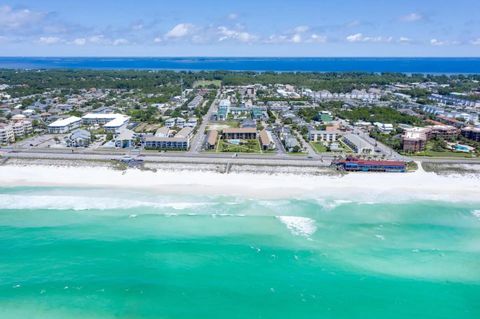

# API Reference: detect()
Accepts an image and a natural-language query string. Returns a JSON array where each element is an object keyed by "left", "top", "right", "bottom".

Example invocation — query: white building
[
  {"left": 48, "top": 116, "right": 82, "bottom": 134},
  {"left": 12, "top": 120, "right": 33, "bottom": 138},
  {"left": 185, "top": 118, "right": 198, "bottom": 128},
  {"left": 343, "top": 133, "right": 374, "bottom": 154},
  {"left": 0, "top": 124, "right": 15, "bottom": 144},
  {"left": 82, "top": 113, "right": 130, "bottom": 132},
  {"left": 374, "top": 122, "right": 394, "bottom": 134},
  {"left": 308, "top": 130, "right": 342, "bottom": 143},
  {"left": 165, "top": 117, "right": 186, "bottom": 128}
]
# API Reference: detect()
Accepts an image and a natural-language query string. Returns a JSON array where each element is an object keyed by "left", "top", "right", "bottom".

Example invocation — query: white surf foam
[
  {"left": 472, "top": 210, "right": 480, "bottom": 219},
  {"left": 0, "top": 194, "right": 207, "bottom": 211},
  {"left": 276, "top": 216, "right": 317, "bottom": 238}
]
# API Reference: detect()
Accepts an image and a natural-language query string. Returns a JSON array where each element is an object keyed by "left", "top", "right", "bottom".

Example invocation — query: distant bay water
[{"left": 1, "top": 57, "right": 480, "bottom": 73}]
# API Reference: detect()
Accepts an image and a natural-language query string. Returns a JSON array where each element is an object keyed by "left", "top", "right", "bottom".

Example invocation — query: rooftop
[{"left": 48, "top": 116, "right": 82, "bottom": 128}]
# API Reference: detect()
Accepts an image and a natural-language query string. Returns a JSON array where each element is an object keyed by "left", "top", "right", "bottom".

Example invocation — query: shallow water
[{"left": 0, "top": 186, "right": 479, "bottom": 318}]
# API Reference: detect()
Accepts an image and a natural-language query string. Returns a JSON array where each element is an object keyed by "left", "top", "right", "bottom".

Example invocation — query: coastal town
[{"left": 1, "top": 70, "right": 480, "bottom": 173}]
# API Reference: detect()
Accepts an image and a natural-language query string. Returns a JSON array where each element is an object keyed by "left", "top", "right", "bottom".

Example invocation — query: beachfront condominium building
[
  {"left": 461, "top": 127, "right": 480, "bottom": 142},
  {"left": 144, "top": 127, "right": 193, "bottom": 150},
  {"left": 144, "top": 137, "right": 189, "bottom": 150},
  {"left": 343, "top": 133, "right": 374, "bottom": 154},
  {"left": 259, "top": 130, "right": 275, "bottom": 151},
  {"left": 0, "top": 124, "right": 15, "bottom": 144},
  {"left": 426, "top": 125, "right": 459, "bottom": 139},
  {"left": 66, "top": 129, "right": 91, "bottom": 148},
  {"left": 205, "top": 130, "right": 218, "bottom": 150},
  {"left": 12, "top": 120, "right": 33, "bottom": 138},
  {"left": 402, "top": 128, "right": 428, "bottom": 152},
  {"left": 222, "top": 128, "right": 257, "bottom": 140},
  {"left": 308, "top": 130, "right": 341, "bottom": 143},
  {"left": 114, "top": 128, "right": 137, "bottom": 149},
  {"left": 82, "top": 113, "right": 130, "bottom": 132},
  {"left": 48, "top": 116, "right": 82, "bottom": 134}
]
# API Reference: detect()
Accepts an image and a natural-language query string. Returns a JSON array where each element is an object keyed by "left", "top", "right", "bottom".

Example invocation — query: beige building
[{"left": 0, "top": 124, "right": 15, "bottom": 144}]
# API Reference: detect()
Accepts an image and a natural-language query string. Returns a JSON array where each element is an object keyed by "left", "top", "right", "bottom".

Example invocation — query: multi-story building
[
  {"left": 428, "top": 125, "right": 459, "bottom": 140},
  {"left": 461, "top": 127, "right": 480, "bottom": 142},
  {"left": 343, "top": 134, "right": 374, "bottom": 154},
  {"left": 187, "top": 95, "right": 203, "bottom": 109},
  {"left": 82, "top": 113, "right": 130, "bottom": 132},
  {"left": 222, "top": 128, "right": 257, "bottom": 140},
  {"left": 0, "top": 124, "right": 15, "bottom": 144},
  {"left": 12, "top": 120, "right": 33, "bottom": 138},
  {"left": 144, "top": 127, "right": 193, "bottom": 150},
  {"left": 308, "top": 130, "right": 341, "bottom": 143},
  {"left": 402, "top": 128, "right": 428, "bottom": 152},
  {"left": 48, "top": 116, "right": 82, "bottom": 134},
  {"left": 259, "top": 130, "right": 275, "bottom": 151}
]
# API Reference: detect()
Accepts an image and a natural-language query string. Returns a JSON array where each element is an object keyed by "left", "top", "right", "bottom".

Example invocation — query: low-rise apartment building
[
  {"left": 144, "top": 127, "right": 193, "bottom": 150},
  {"left": 48, "top": 116, "right": 82, "bottom": 134},
  {"left": 222, "top": 128, "right": 257, "bottom": 140},
  {"left": 308, "top": 130, "right": 341, "bottom": 143},
  {"left": 343, "top": 133, "right": 374, "bottom": 154}
]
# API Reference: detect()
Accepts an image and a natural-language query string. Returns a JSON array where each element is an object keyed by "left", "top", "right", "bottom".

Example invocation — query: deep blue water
[{"left": 0, "top": 57, "right": 480, "bottom": 73}]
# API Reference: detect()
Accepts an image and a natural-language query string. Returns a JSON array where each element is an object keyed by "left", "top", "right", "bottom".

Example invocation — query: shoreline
[{"left": 1, "top": 160, "right": 480, "bottom": 203}]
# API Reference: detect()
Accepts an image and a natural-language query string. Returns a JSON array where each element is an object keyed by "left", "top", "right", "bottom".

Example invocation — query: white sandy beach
[{"left": 1, "top": 163, "right": 479, "bottom": 203}]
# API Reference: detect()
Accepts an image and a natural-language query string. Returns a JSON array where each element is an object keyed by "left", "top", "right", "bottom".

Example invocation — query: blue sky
[{"left": 1, "top": 0, "right": 479, "bottom": 57}]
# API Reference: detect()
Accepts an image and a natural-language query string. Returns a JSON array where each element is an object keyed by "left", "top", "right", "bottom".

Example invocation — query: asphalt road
[{"left": 188, "top": 91, "right": 220, "bottom": 154}]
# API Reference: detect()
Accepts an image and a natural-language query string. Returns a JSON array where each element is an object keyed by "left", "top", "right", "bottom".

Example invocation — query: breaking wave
[
  {"left": 0, "top": 194, "right": 208, "bottom": 211},
  {"left": 276, "top": 216, "right": 317, "bottom": 238}
]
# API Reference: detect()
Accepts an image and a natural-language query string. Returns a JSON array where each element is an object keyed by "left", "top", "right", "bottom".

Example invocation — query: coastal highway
[{"left": 0, "top": 149, "right": 334, "bottom": 167}]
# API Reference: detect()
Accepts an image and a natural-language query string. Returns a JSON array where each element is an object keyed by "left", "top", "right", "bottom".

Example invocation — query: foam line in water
[
  {"left": 0, "top": 194, "right": 208, "bottom": 211},
  {"left": 276, "top": 216, "right": 317, "bottom": 238}
]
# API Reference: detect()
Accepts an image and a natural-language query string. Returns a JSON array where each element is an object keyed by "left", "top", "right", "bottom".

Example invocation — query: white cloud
[
  {"left": 71, "top": 38, "right": 87, "bottom": 46},
  {"left": 471, "top": 38, "right": 480, "bottom": 46},
  {"left": 293, "top": 25, "right": 309, "bottom": 33},
  {"left": 227, "top": 13, "right": 238, "bottom": 20},
  {"left": 88, "top": 35, "right": 107, "bottom": 44},
  {"left": 131, "top": 23, "right": 144, "bottom": 31},
  {"left": 113, "top": 38, "right": 129, "bottom": 46},
  {"left": 291, "top": 34, "right": 302, "bottom": 43},
  {"left": 400, "top": 13, "right": 424, "bottom": 22},
  {"left": 398, "top": 37, "right": 413, "bottom": 44},
  {"left": 38, "top": 36, "right": 62, "bottom": 45},
  {"left": 217, "top": 26, "right": 257, "bottom": 43},
  {"left": 165, "top": 23, "right": 194, "bottom": 38},
  {"left": 346, "top": 33, "right": 393, "bottom": 43},
  {"left": 430, "top": 39, "right": 460, "bottom": 46},
  {"left": 308, "top": 34, "right": 327, "bottom": 43},
  {"left": 153, "top": 37, "right": 163, "bottom": 43},
  {"left": 0, "top": 5, "right": 46, "bottom": 30}
]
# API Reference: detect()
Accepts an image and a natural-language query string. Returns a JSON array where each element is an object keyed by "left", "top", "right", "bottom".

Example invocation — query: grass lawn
[
  {"left": 193, "top": 80, "right": 222, "bottom": 88},
  {"left": 414, "top": 141, "right": 475, "bottom": 158},
  {"left": 310, "top": 142, "right": 328, "bottom": 153},
  {"left": 415, "top": 150, "right": 474, "bottom": 158},
  {"left": 218, "top": 139, "right": 262, "bottom": 153},
  {"left": 339, "top": 139, "right": 354, "bottom": 154}
]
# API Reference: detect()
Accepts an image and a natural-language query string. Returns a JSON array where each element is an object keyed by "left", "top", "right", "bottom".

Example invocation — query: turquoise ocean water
[{"left": 0, "top": 186, "right": 479, "bottom": 318}]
